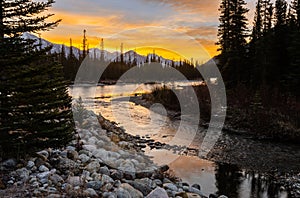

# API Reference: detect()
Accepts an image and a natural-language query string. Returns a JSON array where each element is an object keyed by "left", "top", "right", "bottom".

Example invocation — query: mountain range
[{"left": 21, "top": 32, "right": 182, "bottom": 66}]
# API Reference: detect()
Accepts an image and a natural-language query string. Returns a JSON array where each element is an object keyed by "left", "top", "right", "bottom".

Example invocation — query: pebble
[
  {"left": 84, "top": 188, "right": 98, "bottom": 197},
  {"left": 146, "top": 187, "right": 169, "bottom": 198},
  {"left": 86, "top": 181, "right": 103, "bottom": 190},
  {"left": 163, "top": 183, "right": 178, "bottom": 191},
  {"left": 39, "top": 165, "right": 49, "bottom": 172},
  {"left": 79, "top": 153, "right": 90, "bottom": 163},
  {"left": 27, "top": 161, "right": 35, "bottom": 169}
]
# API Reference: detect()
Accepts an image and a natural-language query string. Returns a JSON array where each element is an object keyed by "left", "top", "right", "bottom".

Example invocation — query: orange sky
[{"left": 41, "top": 0, "right": 258, "bottom": 62}]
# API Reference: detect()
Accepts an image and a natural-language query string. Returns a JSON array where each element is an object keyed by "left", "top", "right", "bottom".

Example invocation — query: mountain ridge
[{"left": 21, "top": 32, "right": 185, "bottom": 66}]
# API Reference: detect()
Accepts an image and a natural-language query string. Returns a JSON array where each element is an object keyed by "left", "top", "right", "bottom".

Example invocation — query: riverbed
[{"left": 69, "top": 83, "right": 300, "bottom": 198}]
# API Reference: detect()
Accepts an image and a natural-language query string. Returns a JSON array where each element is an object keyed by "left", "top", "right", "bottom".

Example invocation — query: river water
[{"left": 69, "top": 83, "right": 299, "bottom": 198}]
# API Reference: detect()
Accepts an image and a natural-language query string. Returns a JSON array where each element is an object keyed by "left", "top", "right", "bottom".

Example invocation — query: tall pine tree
[
  {"left": 217, "top": 0, "right": 249, "bottom": 87},
  {"left": 0, "top": 0, "right": 74, "bottom": 157}
]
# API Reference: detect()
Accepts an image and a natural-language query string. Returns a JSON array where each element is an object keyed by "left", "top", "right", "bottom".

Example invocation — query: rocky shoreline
[
  {"left": 0, "top": 108, "right": 226, "bottom": 198},
  {"left": 129, "top": 95, "right": 300, "bottom": 197}
]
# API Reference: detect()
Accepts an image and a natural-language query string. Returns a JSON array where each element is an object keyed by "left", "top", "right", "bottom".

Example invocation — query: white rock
[
  {"left": 27, "top": 161, "right": 35, "bottom": 169},
  {"left": 146, "top": 187, "right": 169, "bottom": 198},
  {"left": 79, "top": 153, "right": 90, "bottom": 163},
  {"left": 82, "top": 145, "right": 97, "bottom": 152},
  {"left": 37, "top": 171, "right": 51, "bottom": 180},
  {"left": 39, "top": 165, "right": 49, "bottom": 172}
]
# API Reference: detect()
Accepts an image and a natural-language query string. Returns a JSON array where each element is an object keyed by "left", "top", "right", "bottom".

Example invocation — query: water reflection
[{"left": 69, "top": 84, "right": 293, "bottom": 198}]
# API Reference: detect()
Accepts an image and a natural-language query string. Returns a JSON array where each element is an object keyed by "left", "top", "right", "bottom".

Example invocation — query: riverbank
[
  {"left": 0, "top": 108, "right": 226, "bottom": 198},
  {"left": 141, "top": 85, "right": 300, "bottom": 143},
  {"left": 129, "top": 95, "right": 300, "bottom": 197}
]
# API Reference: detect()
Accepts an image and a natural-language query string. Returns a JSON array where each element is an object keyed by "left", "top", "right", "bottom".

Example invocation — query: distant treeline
[{"left": 55, "top": 46, "right": 203, "bottom": 83}]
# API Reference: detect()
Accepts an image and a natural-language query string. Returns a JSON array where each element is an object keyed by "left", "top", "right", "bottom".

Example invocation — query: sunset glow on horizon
[{"left": 41, "top": 0, "right": 258, "bottom": 62}]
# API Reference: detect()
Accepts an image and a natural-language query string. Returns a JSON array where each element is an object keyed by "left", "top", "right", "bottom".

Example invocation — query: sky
[{"left": 42, "top": 0, "right": 259, "bottom": 62}]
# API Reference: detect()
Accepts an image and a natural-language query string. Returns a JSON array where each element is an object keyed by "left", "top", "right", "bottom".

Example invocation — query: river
[{"left": 69, "top": 82, "right": 300, "bottom": 198}]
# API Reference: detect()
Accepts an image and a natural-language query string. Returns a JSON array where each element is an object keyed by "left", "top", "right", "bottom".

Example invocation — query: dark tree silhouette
[{"left": 0, "top": 0, "right": 74, "bottom": 157}]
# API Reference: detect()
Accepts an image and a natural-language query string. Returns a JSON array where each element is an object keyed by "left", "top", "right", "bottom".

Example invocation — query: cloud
[{"left": 46, "top": 0, "right": 262, "bottom": 58}]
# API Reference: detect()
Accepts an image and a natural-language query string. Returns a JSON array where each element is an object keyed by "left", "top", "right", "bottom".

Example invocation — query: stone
[
  {"left": 67, "top": 150, "right": 79, "bottom": 160},
  {"left": 146, "top": 187, "right": 169, "bottom": 198},
  {"left": 39, "top": 165, "right": 49, "bottom": 172},
  {"left": 120, "top": 183, "right": 143, "bottom": 198},
  {"left": 91, "top": 173, "right": 102, "bottom": 181},
  {"left": 101, "top": 174, "right": 114, "bottom": 184},
  {"left": 103, "top": 192, "right": 116, "bottom": 198},
  {"left": 49, "top": 174, "right": 64, "bottom": 185},
  {"left": 218, "top": 196, "right": 228, "bottom": 198},
  {"left": 86, "top": 181, "right": 103, "bottom": 190},
  {"left": 35, "top": 157, "right": 46, "bottom": 168},
  {"left": 113, "top": 180, "right": 121, "bottom": 188},
  {"left": 31, "top": 181, "right": 40, "bottom": 188},
  {"left": 26, "top": 161, "right": 35, "bottom": 169},
  {"left": 209, "top": 194, "right": 218, "bottom": 198},
  {"left": 37, "top": 171, "right": 51, "bottom": 180},
  {"left": 119, "top": 160, "right": 136, "bottom": 173},
  {"left": 48, "top": 194, "right": 61, "bottom": 198},
  {"left": 36, "top": 150, "right": 49, "bottom": 160},
  {"left": 110, "top": 170, "right": 123, "bottom": 180},
  {"left": 16, "top": 167, "right": 30, "bottom": 182},
  {"left": 66, "top": 146, "right": 76, "bottom": 151},
  {"left": 57, "top": 158, "right": 80, "bottom": 174},
  {"left": 158, "top": 165, "right": 169, "bottom": 172},
  {"left": 48, "top": 187, "right": 57, "bottom": 193},
  {"left": 115, "top": 187, "right": 131, "bottom": 198},
  {"left": 67, "top": 176, "right": 82, "bottom": 187},
  {"left": 123, "top": 171, "right": 136, "bottom": 180},
  {"left": 187, "top": 193, "right": 202, "bottom": 198},
  {"left": 2, "top": 158, "right": 17, "bottom": 169},
  {"left": 153, "top": 179, "right": 163, "bottom": 186},
  {"left": 79, "top": 153, "right": 90, "bottom": 163},
  {"left": 138, "top": 178, "right": 153, "bottom": 187},
  {"left": 191, "top": 184, "right": 201, "bottom": 191},
  {"left": 82, "top": 145, "right": 97, "bottom": 152},
  {"left": 175, "top": 191, "right": 189, "bottom": 198},
  {"left": 40, "top": 178, "right": 49, "bottom": 184},
  {"left": 189, "top": 187, "right": 206, "bottom": 197},
  {"left": 163, "top": 178, "right": 172, "bottom": 183},
  {"left": 102, "top": 183, "right": 114, "bottom": 192},
  {"left": 136, "top": 171, "right": 153, "bottom": 178},
  {"left": 82, "top": 170, "right": 93, "bottom": 181},
  {"left": 84, "top": 188, "right": 98, "bottom": 197},
  {"left": 99, "top": 166, "right": 110, "bottom": 175},
  {"left": 7, "top": 180, "right": 14, "bottom": 185},
  {"left": 126, "top": 180, "right": 152, "bottom": 196},
  {"left": 85, "top": 161, "right": 100, "bottom": 173},
  {"left": 183, "top": 186, "right": 190, "bottom": 191},
  {"left": 163, "top": 183, "right": 178, "bottom": 192}
]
